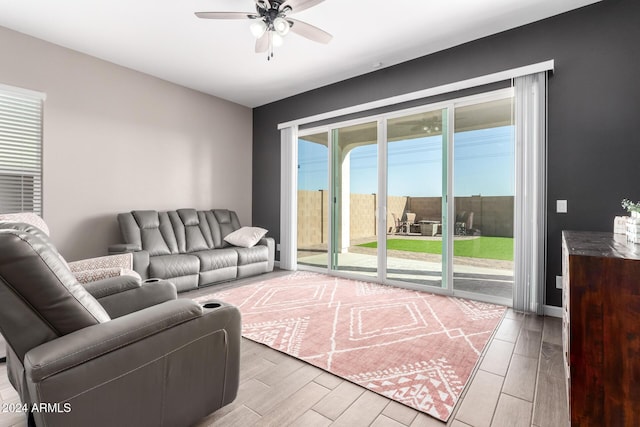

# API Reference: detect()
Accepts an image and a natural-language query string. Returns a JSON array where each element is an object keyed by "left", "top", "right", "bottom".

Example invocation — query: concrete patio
[{"left": 297, "top": 235, "right": 514, "bottom": 299}]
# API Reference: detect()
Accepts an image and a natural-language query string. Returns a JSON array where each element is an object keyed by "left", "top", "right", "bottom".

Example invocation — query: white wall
[{"left": 0, "top": 26, "right": 253, "bottom": 260}]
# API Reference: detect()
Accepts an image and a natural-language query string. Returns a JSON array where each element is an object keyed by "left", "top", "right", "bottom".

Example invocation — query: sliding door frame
[{"left": 294, "top": 88, "right": 516, "bottom": 305}]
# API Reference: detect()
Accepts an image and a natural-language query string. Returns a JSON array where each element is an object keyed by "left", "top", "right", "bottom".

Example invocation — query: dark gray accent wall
[{"left": 253, "top": 0, "right": 640, "bottom": 307}]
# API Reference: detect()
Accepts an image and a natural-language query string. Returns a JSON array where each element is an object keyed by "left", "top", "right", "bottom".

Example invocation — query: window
[{"left": 0, "top": 85, "right": 44, "bottom": 215}]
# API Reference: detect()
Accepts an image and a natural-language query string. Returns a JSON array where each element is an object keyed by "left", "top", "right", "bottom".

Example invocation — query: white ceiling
[{"left": 0, "top": 0, "right": 600, "bottom": 108}]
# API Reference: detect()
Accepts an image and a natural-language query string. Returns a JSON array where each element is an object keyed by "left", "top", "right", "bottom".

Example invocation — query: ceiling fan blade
[
  {"left": 195, "top": 12, "right": 256, "bottom": 19},
  {"left": 281, "top": 0, "right": 325, "bottom": 14},
  {"left": 288, "top": 18, "right": 332, "bottom": 44},
  {"left": 255, "top": 33, "right": 269, "bottom": 53},
  {"left": 255, "top": 0, "right": 270, "bottom": 9}
]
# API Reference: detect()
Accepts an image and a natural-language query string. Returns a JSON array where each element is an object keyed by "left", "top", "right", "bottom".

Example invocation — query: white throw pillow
[{"left": 224, "top": 226, "right": 268, "bottom": 248}]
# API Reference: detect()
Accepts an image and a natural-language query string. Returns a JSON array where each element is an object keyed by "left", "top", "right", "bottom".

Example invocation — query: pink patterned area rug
[{"left": 195, "top": 271, "right": 505, "bottom": 421}]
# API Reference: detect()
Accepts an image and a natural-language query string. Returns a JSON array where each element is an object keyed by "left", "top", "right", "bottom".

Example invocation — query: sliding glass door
[
  {"left": 386, "top": 109, "right": 446, "bottom": 287},
  {"left": 296, "top": 89, "right": 515, "bottom": 304},
  {"left": 330, "top": 121, "right": 378, "bottom": 277},
  {"left": 452, "top": 99, "right": 515, "bottom": 301},
  {"left": 297, "top": 132, "right": 329, "bottom": 269}
]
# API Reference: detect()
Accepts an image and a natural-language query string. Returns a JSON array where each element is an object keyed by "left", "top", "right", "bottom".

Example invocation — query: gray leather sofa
[
  {"left": 110, "top": 209, "right": 275, "bottom": 292},
  {"left": 0, "top": 221, "right": 241, "bottom": 427}
]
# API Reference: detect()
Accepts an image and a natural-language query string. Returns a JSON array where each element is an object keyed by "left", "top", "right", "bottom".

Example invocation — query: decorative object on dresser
[
  {"left": 620, "top": 198, "right": 640, "bottom": 243},
  {"left": 562, "top": 231, "right": 640, "bottom": 426},
  {"left": 613, "top": 216, "right": 627, "bottom": 234}
]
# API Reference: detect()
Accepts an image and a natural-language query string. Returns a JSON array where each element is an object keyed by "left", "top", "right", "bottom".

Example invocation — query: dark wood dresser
[{"left": 562, "top": 231, "right": 640, "bottom": 426}]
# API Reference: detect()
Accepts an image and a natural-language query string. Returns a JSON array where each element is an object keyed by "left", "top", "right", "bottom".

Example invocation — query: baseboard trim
[{"left": 544, "top": 305, "right": 563, "bottom": 318}]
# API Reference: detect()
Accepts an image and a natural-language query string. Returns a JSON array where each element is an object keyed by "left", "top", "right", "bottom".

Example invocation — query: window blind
[{"left": 0, "top": 87, "right": 43, "bottom": 216}]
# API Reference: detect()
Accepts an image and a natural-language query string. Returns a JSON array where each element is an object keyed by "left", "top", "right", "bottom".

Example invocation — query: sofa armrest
[
  {"left": 107, "top": 244, "right": 150, "bottom": 279},
  {"left": 108, "top": 243, "right": 141, "bottom": 253},
  {"left": 105, "top": 249, "right": 149, "bottom": 281},
  {"left": 82, "top": 276, "right": 177, "bottom": 318},
  {"left": 82, "top": 274, "right": 142, "bottom": 298},
  {"left": 25, "top": 299, "right": 205, "bottom": 382},
  {"left": 259, "top": 236, "right": 275, "bottom": 272},
  {"left": 97, "top": 280, "right": 178, "bottom": 318}
]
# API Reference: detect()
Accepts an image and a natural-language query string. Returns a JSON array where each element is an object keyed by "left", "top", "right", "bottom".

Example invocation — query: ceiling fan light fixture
[
  {"left": 273, "top": 17, "right": 290, "bottom": 36},
  {"left": 249, "top": 19, "right": 267, "bottom": 38},
  {"left": 272, "top": 32, "right": 284, "bottom": 47},
  {"left": 195, "top": 0, "right": 332, "bottom": 61}
]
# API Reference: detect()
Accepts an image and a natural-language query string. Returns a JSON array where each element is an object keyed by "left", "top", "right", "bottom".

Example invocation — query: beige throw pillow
[{"left": 224, "top": 226, "right": 268, "bottom": 248}]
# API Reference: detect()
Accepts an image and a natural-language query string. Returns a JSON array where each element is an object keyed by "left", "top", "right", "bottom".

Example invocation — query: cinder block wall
[{"left": 298, "top": 192, "right": 513, "bottom": 248}]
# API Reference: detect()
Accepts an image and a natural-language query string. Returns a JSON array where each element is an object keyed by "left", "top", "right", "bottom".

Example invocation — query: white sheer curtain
[
  {"left": 280, "top": 126, "right": 298, "bottom": 270},
  {"left": 513, "top": 72, "right": 547, "bottom": 314}
]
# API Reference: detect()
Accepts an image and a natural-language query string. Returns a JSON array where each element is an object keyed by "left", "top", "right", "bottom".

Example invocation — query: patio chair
[
  {"left": 455, "top": 211, "right": 475, "bottom": 235},
  {"left": 390, "top": 213, "right": 403, "bottom": 234},
  {"left": 405, "top": 212, "right": 419, "bottom": 234}
]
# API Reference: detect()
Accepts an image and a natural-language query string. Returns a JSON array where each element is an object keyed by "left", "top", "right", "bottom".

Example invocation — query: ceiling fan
[{"left": 195, "top": 0, "right": 332, "bottom": 60}]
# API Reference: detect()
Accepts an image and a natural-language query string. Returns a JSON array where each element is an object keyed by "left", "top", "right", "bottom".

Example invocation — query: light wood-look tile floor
[{"left": 0, "top": 271, "right": 569, "bottom": 426}]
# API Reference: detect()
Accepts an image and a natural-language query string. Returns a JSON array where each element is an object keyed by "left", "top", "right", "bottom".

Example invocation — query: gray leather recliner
[{"left": 0, "top": 222, "right": 241, "bottom": 427}]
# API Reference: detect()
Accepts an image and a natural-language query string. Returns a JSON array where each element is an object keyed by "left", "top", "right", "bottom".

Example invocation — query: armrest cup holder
[{"left": 202, "top": 302, "right": 222, "bottom": 309}]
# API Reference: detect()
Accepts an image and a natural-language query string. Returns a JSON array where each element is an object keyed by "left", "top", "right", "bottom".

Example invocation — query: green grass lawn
[{"left": 359, "top": 237, "right": 514, "bottom": 261}]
